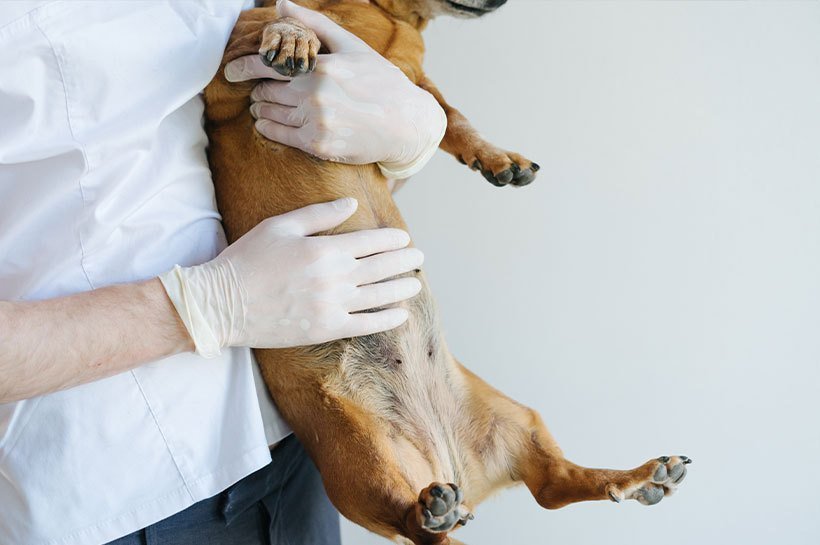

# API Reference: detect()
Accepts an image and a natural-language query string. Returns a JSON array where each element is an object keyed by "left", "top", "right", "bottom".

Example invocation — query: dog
[{"left": 203, "top": 1, "right": 691, "bottom": 543}]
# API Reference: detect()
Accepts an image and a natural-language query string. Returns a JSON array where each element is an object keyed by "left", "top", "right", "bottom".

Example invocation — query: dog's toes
[
  {"left": 260, "top": 18, "right": 320, "bottom": 78},
  {"left": 634, "top": 484, "right": 665, "bottom": 506},
  {"left": 417, "top": 482, "right": 472, "bottom": 533},
  {"left": 471, "top": 159, "right": 522, "bottom": 187},
  {"left": 472, "top": 159, "right": 505, "bottom": 187},
  {"left": 464, "top": 149, "right": 539, "bottom": 188},
  {"left": 609, "top": 455, "right": 692, "bottom": 507},
  {"left": 510, "top": 162, "right": 539, "bottom": 187},
  {"left": 294, "top": 57, "right": 306, "bottom": 74},
  {"left": 493, "top": 168, "right": 515, "bottom": 186},
  {"left": 261, "top": 48, "right": 277, "bottom": 68}
]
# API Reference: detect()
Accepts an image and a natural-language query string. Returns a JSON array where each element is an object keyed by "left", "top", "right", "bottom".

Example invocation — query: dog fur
[{"left": 203, "top": 1, "right": 690, "bottom": 543}]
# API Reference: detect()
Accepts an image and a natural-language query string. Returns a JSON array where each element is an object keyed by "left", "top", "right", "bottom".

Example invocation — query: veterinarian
[{"left": 0, "top": 1, "right": 446, "bottom": 544}]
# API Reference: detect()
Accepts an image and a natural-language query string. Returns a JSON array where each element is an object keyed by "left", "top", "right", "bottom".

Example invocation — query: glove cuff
[
  {"left": 158, "top": 265, "right": 223, "bottom": 359},
  {"left": 377, "top": 104, "right": 447, "bottom": 180}
]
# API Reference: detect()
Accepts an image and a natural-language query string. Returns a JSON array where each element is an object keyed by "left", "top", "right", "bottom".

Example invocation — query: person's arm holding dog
[
  {"left": 0, "top": 198, "right": 423, "bottom": 404},
  {"left": 225, "top": 0, "right": 447, "bottom": 182},
  {"left": 0, "top": 1, "right": 443, "bottom": 405}
]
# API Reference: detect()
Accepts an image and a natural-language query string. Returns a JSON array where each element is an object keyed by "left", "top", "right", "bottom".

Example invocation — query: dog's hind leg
[
  {"left": 513, "top": 409, "right": 692, "bottom": 509},
  {"left": 456, "top": 365, "right": 691, "bottom": 510},
  {"left": 273, "top": 382, "right": 467, "bottom": 545}
]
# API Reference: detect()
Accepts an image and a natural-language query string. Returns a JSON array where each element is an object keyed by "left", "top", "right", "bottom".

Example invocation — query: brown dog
[{"left": 203, "top": 1, "right": 690, "bottom": 543}]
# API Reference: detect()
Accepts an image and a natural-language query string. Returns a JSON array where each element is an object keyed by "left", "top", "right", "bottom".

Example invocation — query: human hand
[
  {"left": 224, "top": 0, "right": 447, "bottom": 179},
  {"left": 159, "top": 198, "right": 423, "bottom": 356}
]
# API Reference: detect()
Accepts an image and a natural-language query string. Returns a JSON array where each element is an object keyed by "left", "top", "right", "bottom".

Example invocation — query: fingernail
[
  {"left": 395, "top": 308, "right": 410, "bottom": 324},
  {"left": 410, "top": 248, "right": 425, "bottom": 266},
  {"left": 254, "top": 119, "right": 269, "bottom": 132},
  {"left": 332, "top": 197, "right": 357, "bottom": 211},
  {"left": 224, "top": 59, "right": 244, "bottom": 82},
  {"left": 249, "top": 102, "right": 261, "bottom": 119}
]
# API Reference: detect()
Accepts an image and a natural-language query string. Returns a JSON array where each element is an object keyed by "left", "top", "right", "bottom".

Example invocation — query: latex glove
[
  {"left": 159, "top": 198, "right": 423, "bottom": 357},
  {"left": 224, "top": 0, "right": 447, "bottom": 180}
]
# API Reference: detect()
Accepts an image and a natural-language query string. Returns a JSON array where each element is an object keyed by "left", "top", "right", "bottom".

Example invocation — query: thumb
[
  {"left": 276, "top": 0, "right": 369, "bottom": 53},
  {"left": 274, "top": 197, "right": 359, "bottom": 236}
]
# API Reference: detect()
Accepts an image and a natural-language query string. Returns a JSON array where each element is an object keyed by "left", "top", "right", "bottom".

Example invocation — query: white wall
[{"left": 342, "top": 1, "right": 820, "bottom": 543}]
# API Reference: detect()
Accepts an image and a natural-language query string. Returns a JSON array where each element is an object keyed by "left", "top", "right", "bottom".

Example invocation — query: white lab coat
[{"left": 0, "top": 2, "right": 289, "bottom": 544}]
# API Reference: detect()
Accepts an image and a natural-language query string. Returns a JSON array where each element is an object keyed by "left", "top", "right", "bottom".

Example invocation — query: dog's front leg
[
  {"left": 417, "top": 75, "right": 540, "bottom": 188},
  {"left": 204, "top": 7, "right": 320, "bottom": 123}
]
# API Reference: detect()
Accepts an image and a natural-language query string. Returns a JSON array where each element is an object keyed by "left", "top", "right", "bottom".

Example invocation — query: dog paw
[
  {"left": 606, "top": 455, "right": 691, "bottom": 506},
  {"left": 259, "top": 17, "right": 320, "bottom": 77},
  {"left": 416, "top": 482, "right": 473, "bottom": 533},
  {"left": 457, "top": 146, "right": 539, "bottom": 188}
]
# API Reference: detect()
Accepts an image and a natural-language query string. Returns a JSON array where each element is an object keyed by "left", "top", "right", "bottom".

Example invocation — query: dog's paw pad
[
  {"left": 462, "top": 149, "right": 539, "bottom": 188},
  {"left": 259, "top": 17, "right": 320, "bottom": 77},
  {"left": 608, "top": 455, "right": 691, "bottom": 506},
  {"left": 417, "top": 483, "right": 472, "bottom": 533}
]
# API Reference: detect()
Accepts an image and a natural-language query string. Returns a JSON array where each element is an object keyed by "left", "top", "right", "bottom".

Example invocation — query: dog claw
[
  {"left": 608, "top": 491, "right": 621, "bottom": 503},
  {"left": 262, "top": 49, "right": 278, "bottom": 67}
]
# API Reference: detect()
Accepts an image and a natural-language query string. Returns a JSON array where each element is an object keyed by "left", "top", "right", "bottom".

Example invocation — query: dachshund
[{"left": 203, "top": 1, "right": 690, "bottom": 543}]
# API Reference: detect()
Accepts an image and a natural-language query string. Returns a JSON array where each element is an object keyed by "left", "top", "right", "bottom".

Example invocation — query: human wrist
[
  {"left": 145, "top": 278, "right": 196, "bottom": 355},
  {"left": 378, "top": 97, "right": 446, "bottom": 180},
  {"left": 157, "top": 261, "right": 244, "bottom": 359}
]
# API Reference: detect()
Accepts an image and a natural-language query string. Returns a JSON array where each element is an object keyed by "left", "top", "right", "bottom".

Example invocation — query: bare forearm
[{"left": 0, "top": 279, "right": 194, "bottom": 403}]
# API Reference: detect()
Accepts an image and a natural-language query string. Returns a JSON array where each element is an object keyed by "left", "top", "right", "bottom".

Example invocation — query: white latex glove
[
  {"left": 159, "top": 198, "right": 423, "bottom": 357},
  {"left": 224, "top": 0, "right": 447, "bottom": 180}
]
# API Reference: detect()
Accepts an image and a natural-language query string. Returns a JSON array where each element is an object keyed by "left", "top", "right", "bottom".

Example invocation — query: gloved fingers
[
  {"left": 276, "top": 0, "right": 370, "bottom": 54},
  {"left": 346, "top": 277, "right": 422, "bottom": 313},
  {"left": 224, "top": 54, "right": 294, "bottom": 83},
  {"left": 250, "top": 102, "right": 303, "bottom": 128},
  {"left": 268, "top": 198, "right": 358, "bottom": 236},
  {"left": 318, "top": 228, "right": 410, "bottom": 258},
  {"left": 353, "top": 247, "right": 424, "bottom": 286},
  {"left": 343, "top": 307, "right": 410, "bottom": 338},
  {"left": 251, "top": 80, "right": 300, "bottom": 107},
  {"left": 254, "top": 119, "right": 306, "bottom": 151}
]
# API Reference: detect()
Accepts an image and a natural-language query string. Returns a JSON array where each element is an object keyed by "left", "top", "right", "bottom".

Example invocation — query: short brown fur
[{"left": 204, "top": 2, "right": 689, "bottom": 543}]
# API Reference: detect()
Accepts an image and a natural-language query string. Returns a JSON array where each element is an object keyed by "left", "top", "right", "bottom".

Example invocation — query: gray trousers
[{"left": 107, "top": 434, "right": 341, "bottom": 545}]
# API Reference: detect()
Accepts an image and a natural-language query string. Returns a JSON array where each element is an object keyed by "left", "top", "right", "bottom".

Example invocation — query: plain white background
[{"left": 340, "top": 1, "right": 820, "bottom": 544}]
